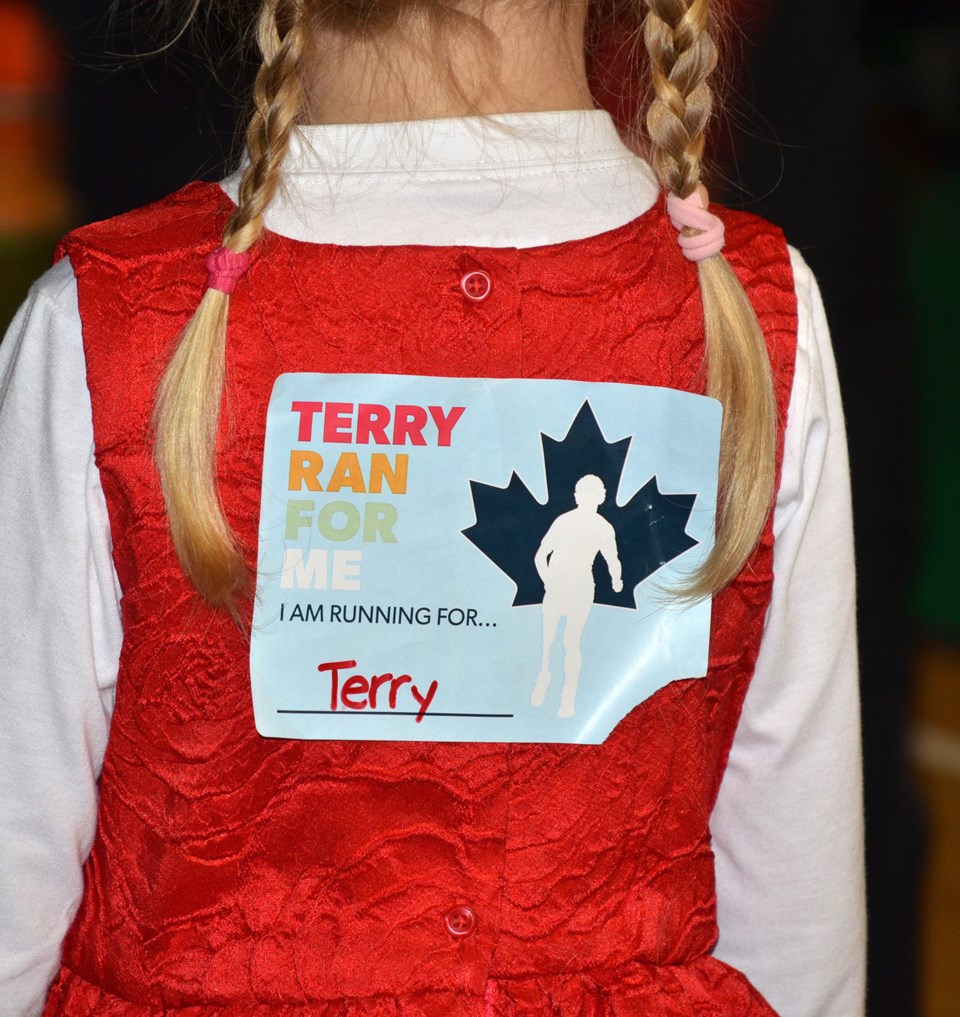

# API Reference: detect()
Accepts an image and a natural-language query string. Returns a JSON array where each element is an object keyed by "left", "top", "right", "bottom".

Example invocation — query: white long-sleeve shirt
[{"left": 0, "top": 110, "right": 864, "bottom": 1017}]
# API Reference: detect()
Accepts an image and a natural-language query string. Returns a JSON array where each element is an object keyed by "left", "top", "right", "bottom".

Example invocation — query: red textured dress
[{"left": 43, "top": 181, "right": 797, "bottom": 1016}]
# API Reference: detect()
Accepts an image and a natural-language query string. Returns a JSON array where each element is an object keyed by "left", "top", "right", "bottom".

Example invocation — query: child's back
[{"left": 0, "top": 4, "right": 864, "bottom": 1016}]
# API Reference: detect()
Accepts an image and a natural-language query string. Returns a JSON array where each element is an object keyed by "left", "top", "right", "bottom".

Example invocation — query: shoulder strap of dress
[{"left": 55, "top": 181, "right": 230, "bottom": 273}]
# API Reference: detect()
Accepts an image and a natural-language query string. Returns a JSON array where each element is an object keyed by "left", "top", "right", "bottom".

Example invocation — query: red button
[
  {"left": 444, "top": 905, "right": 477, "bottom": 937},
  {"left": 460, "top": 270, "right": 492, "bottom": 302}
]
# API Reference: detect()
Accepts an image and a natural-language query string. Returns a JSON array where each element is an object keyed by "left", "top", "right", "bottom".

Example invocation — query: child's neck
[{"left": 304, "top": 2, "right": 593, "bottom": 124}]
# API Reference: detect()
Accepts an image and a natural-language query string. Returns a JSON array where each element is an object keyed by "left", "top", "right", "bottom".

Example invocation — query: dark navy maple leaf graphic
[{"left": 462, "top": 401, "right": 700, "bottom": 608}]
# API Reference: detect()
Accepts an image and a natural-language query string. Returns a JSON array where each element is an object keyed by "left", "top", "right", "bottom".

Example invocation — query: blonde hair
[
  {"left": 153, "top": 0, "right": 775, "bottom": 617},
  {"left": 641, "top": 0, "right": 776, "bottom": 596},
  {"left": 154, "top": 0, "right": 308, "bottom": 620}
]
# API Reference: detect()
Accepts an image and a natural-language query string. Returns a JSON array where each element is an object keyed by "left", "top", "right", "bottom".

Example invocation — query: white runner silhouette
[{"left": 533, "top": 475, "right": 623, "bottom": 717}]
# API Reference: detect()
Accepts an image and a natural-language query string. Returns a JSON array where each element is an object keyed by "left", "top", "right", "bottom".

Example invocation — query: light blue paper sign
[{"left": 250, "top": 374, "right": 721, "bottom": 744}]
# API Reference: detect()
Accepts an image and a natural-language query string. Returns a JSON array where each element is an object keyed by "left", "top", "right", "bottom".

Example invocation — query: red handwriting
[{"left": 318, "top": 659, "right": 439, "bottom": 723}]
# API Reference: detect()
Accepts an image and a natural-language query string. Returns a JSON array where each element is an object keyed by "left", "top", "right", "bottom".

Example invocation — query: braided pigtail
[
  {"left": 153, "top": 0, "right": 308, "bottom": 620},
  {"left": 642, "top": 0, "right": 776, "bottom": 597}
]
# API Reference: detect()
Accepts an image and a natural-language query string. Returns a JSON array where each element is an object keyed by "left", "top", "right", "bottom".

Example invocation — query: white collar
[
  {"left": 221, "top": 109, "right": 660, "bottom": 248},
  {"left": 284, "top": 109, "right": 646, "bottom": 174}
]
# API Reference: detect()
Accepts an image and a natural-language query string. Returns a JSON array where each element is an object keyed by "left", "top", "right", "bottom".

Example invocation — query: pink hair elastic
[
  {"left": 666, "top": 185, "right": 725, "bottom": 262},
  {"left": 205, "top": 247, "right": 251, "bottom": 295}
]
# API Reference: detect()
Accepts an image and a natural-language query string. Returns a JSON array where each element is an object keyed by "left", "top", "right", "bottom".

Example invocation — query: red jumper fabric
[{"left": 44, "top": 182, "right": 798, "bottom": 1016}]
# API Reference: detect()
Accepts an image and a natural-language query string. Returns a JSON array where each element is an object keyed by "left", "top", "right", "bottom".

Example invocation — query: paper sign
[{"left": 250, "top": 374, "right": 721, "bottom": 744}]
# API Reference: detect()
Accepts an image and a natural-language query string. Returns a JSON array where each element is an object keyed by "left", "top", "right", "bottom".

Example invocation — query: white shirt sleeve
[
  {"left": 710, "top": 248, "right": 866, "bottom": 1016},
  {"left": 0, "top": 258, "right": 122, "bottom": 1017}
]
